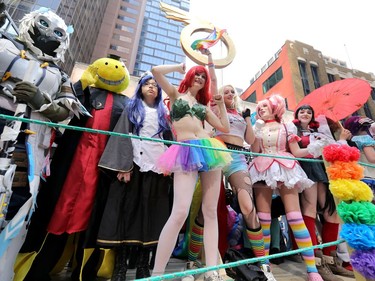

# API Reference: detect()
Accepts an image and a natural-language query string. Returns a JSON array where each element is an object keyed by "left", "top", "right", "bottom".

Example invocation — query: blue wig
[{"left": 127, "top": 73, "right": 170, "bottom": 136}]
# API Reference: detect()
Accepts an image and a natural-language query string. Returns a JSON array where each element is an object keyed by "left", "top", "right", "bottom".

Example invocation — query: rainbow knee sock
[{"left": 287, "top": 211, "right": 317, "bottom": 273}]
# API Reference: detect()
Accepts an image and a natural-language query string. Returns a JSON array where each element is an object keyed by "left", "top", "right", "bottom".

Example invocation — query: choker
[{"left": 264, "top": 119, "right": 277, "bottom": 123}]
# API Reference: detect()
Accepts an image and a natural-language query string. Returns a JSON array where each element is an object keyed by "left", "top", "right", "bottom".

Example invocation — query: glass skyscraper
[
  {"left": 4, "top": 0, "right": 190, "bottom": 84},
  {"left": 133, "top": 0, "right": 189, "bottom": 85}
]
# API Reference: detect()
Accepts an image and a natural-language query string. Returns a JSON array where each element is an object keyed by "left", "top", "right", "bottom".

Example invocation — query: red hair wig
[{"left": 178, "top": 65, "right": 211, "bottom": 105}]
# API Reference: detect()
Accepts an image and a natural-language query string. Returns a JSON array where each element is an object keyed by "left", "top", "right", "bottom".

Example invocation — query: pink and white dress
[{"left": 249, "top": 121, "right": 314, "bottom": 193}]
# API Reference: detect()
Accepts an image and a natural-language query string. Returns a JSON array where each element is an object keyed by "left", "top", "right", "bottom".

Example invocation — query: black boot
[
  {"left": 127, "top": 245, "right": 138, "bottom": 269},
  {"left": 135, "top": 247, "right": 151, "bottom": 279},
  {"left": 149, "top": 246, "right": 156, "bottom": 270},
  {"left": 111, "top": 245, "right": 128, "bottom": 281}
]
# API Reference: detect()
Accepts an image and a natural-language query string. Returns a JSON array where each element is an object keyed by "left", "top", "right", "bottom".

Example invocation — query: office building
[
  {"left": 92, "top": 0, "right": 189, "bottom": 85},
  {"left": 6, "top": 0, "right": 189, "bottom": 84},
  {"left": 241, "top": 40, "right": 375, "bottom": 117}
]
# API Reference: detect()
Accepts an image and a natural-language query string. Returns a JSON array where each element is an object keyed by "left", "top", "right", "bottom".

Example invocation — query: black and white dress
[{"left": 97, "top": 102, "right": 172, "bottom": 247}]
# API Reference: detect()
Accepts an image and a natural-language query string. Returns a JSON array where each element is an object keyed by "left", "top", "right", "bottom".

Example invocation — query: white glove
[
  {"left": 307, "top": 138, "right": 329, "bottom": 158},
  {"left": 253, "top": 119, "right": 265, "bottom": 138}
]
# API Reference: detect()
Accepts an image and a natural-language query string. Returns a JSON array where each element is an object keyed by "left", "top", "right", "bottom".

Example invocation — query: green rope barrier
[
  {"left": 0, "top": 118, "right": 360, "bottom": 279},
  {"left": 138, "top": 239, "right": 346, "bottom": 280},
  {"left": 0, "top": 114, "right": 329, "bottom": 164}
]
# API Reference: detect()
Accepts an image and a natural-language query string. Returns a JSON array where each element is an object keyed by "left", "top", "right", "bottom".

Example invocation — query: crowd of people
[{"left": 1, "top": 5, "right": 374, "bottom": 281}]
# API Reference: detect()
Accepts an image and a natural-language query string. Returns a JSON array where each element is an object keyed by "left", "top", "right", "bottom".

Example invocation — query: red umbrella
[{"left": 296, "top": 78, "right": 372, "bottom": 122}]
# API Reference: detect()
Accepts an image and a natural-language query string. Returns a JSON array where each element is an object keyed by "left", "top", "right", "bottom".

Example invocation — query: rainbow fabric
[
  {"left": 323, "top": 144, "right": 375, "bottom": 279},
  {"left": 157, "top": 138, "right": 232, "bottom": 175},
  {"left": 190, "top": 27, "right": 226, "bottom": 50}
]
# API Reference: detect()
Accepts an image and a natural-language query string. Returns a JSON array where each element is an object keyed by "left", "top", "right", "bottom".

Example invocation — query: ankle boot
[
  {"left": 135, "top": 247, "right": 151, "bottom": 279},
  {"left": 111, "top": 245, "right": 128, "bottom": 281},
  {"left": 324, "top": 251, "right": 354, "bottom": 278},
  {"left": 315, "top": 250, "right": 343, "bottom": 281}
]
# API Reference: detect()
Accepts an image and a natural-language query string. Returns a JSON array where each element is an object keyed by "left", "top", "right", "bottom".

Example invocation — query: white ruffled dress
[{"left": 249, "top": 121, "right": 314, "bottom": 193}]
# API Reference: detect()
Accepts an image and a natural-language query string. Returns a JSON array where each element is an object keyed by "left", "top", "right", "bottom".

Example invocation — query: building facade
[
  {"left": 91, "top": 0, "right": 189, "bottom": 85},
  {"left": 5, "top": 0, "right": 108, "bottom": 74},
  {"left": 241, "top": 40, "right": 375, "bottom": 118}
]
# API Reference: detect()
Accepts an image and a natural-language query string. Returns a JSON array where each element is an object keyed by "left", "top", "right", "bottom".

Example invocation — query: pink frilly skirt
[{"left": 158, "top": 138, "right": 232, "bottom": 175}]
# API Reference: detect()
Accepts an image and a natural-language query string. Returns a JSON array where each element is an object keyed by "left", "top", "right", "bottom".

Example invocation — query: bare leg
[
  {"left": 200, "top": 169, "right": 222, "bottom": 275},
  {"left": 229, "top": 170, "right": 259, "bottom": 228},
  {"left": 300, "top": 183, "right": 319, "bottom": 248},
  {"left": 318, "top": 183, "right": 340, "bottom": 224},
  {"left": 152, "top": 171, "right": 198, "bottom": 275},
  {"left": 301, "top": 183, "right": 318, "bottom": 218}
]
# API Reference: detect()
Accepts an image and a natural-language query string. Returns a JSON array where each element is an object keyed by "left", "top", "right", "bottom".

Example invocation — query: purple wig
[
  {"left": 344, "top": 116, "right": 372, "bottom": 136},
  {"left": 127, "top": 73, "right": 169, "bottom": 136}
]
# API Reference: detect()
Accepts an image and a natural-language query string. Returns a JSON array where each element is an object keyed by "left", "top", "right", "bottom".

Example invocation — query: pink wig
[
  {"left": 178, "top": 65, "right": 211, "bottom": 105},
  {"left": 256, "top": 94, "right": 286, "bottom": 122}
]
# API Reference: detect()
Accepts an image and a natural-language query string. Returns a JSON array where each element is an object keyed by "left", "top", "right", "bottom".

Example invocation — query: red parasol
[{"left": 296, "top": 78, "right": 372, "bottom": 122}]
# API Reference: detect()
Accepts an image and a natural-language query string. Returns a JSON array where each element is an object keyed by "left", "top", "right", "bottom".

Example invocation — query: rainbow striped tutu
[{"left": 158, "top": 138, "right": 232, "bottom": 175}]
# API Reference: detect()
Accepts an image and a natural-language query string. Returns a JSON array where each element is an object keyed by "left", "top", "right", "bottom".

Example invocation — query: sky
[{"left": 187, "top": 0, "right": 375, "bottom": 91}]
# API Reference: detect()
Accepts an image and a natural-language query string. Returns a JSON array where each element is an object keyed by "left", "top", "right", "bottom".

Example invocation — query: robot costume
[{"left": 0, "top": 6, "right": 88, "bottom": 280}]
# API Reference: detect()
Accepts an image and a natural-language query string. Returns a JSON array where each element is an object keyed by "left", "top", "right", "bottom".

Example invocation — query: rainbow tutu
[{"left": 158, "top": 138, "right": 232, "bottom": 175}]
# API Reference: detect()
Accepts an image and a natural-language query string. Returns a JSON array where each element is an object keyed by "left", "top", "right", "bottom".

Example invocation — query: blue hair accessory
[
  {"left": 67, "top": 25, "right": 74, "bottom": 34},
  {"left": 37, "top": 7, "right": 50, "bottom": 13}
]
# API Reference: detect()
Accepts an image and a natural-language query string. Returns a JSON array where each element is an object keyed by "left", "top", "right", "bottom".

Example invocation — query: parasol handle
[{"left": 337, "top": 120, "right": 345, "bottom": 130}]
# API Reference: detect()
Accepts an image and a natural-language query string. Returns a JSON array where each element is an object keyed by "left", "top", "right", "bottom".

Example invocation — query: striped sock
[
  {"left": 257, "top": 212, "right": 271, "bottom": 257},
  {"left": 246, "top": 226, "right": 267, "bottom": 264},
  {"left": 287, "top": 211, "right": 317, "bottom": 273},
  {"left": 188, "top": 220, "right": 204, "bottom": 262}
]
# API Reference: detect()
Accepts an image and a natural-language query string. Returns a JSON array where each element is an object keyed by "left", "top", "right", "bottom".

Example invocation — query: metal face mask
[
  {"left": 30, "top": 14, "right": 67, "bottom": 55},
  {"left": 18, "top": 8, "right": 73, "bottom": 63}
]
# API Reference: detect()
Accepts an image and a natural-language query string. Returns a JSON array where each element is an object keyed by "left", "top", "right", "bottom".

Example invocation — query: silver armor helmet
[{"left": 18, "top": 7, "right": 73, "bottom": 63}]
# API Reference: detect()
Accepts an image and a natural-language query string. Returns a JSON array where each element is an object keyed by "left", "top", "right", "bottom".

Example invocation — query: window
[
  {"left": 371, "top": 87, "right": 375, "bottom": 100},
  {"left": 120, "top": 6, "right": 138, "bottom": 15},
  {"left": 245, "top": 91, "right": 256, "bottom": 103},
  {"left": 363, "top": 103, "right": 373, "bottom": 119},
  {"left": 262, "top": 67, "right": 283, "bottom": 93},
  {"left": 115, "top": 23, "right": 134, "bottom": 33},
  {"left": 310, "top": 65, "right": 320, "bottom": 89},
  {"left": 327, "top": 73, "right": 335, "bottom": 83},
  {"left": 284, "top": 98, "right": 289, "bottom": 110},
  {"left": 117, "top": 15, "right": 136, "bottom": 24},
  {"left": 123, "top": 0, "right": 140, "bottom": 6},
  {"left": 112, "top": 34, "right": 132, "bottom": 43},
  {"left": 298, "top": 61, "right": 310, "bottom": 95},
  {"left": 109, "top": 44, "right": 130, "bottom": 54}
]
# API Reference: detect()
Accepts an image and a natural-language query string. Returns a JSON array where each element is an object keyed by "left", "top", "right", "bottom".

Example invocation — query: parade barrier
[
  {"left": 136, "top": 240, "right": 346, "bottom": 281},
  {"left": 1, "top": 114, "right": 374, "bottom": 281}
]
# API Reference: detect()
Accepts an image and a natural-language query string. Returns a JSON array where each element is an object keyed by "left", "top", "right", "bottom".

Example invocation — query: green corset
[{"left": 170, "top": 98, "right": 206, "bottom": 122}]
